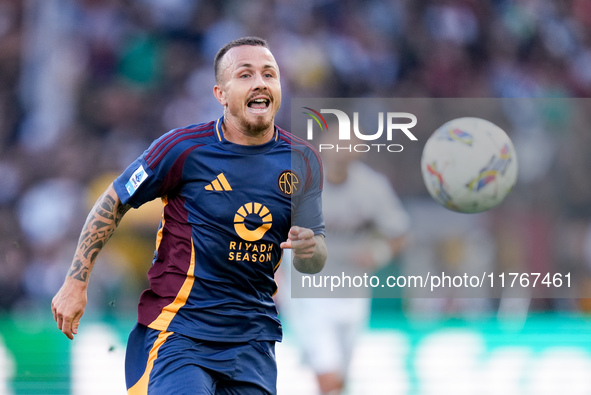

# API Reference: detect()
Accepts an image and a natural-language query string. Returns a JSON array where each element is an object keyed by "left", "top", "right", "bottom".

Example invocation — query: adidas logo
[{"left": 205, "top": 173, "right": 232, "bottom": 191}]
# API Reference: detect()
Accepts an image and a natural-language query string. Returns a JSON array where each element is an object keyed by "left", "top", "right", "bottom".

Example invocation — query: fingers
[
  {"left": 292, "top": 240, "right": 316, "bottom": 259},
  {"left": 53, "top": 304, "right": 74, "bottom": 340},
  {"left": 61, "top": 317, "right": 75, "bottom": 340},
  {"left": 280, "top": 226, "right": 300, "bottom": 249},
  {"left": 57, "top": 311, "right": 80, "bottom": 340},
  {"left": 282, "top": 226, "right": 317, "bottom": 258},
  {"left": 51, "top": 291, "right": 84, "bottom": 340},
  {"left": 51, "top": 302, "right": 57, "bottom": 322},
  {"left": 284, "top": 226, "right": 314, "bottom": 243}
]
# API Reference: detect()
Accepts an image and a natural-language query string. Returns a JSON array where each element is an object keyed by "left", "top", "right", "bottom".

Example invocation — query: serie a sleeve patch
[{"left": 125, "top": 164, "right": 149, "bottom": 196}]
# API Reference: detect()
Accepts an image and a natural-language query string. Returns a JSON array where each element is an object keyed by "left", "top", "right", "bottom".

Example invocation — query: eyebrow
[{"left": 235, "top": 63, "right": 277, "bottom": 70}]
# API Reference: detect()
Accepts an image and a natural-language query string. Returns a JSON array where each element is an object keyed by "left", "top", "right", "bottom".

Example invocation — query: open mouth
[{"left": 247, "top": 98, "right": 270, "bottom": 113}]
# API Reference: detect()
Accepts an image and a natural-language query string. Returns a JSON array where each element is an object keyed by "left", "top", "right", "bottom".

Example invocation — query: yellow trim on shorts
[{"left": 127, "top": 331, "right": 173, "bottom": 395}]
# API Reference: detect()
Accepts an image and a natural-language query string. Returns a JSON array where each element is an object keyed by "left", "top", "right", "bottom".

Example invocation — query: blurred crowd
[{"left": 2, "top": 0, "right": 591, "bottom": 317}]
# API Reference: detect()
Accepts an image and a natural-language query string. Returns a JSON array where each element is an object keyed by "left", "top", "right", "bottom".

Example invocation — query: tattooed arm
[{"left": 51, "top": 183, "right": 131, "bottom": 339}]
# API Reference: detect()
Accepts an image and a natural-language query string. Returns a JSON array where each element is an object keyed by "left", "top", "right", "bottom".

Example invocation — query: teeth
[{"left": 253, "top": 99, "right": 268, "bottom": 103}]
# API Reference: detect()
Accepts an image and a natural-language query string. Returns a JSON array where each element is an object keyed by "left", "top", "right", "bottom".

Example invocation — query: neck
[{"left": 222, "top": 116, "right": 275, "bottom": 146}]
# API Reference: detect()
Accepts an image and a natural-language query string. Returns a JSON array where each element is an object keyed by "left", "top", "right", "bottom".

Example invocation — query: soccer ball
[{"left": 421, "top": 117, "right": 518, "bottom": 213}]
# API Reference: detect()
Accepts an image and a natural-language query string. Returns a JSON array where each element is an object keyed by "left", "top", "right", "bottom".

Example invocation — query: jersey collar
[{"left": 215, "top": 116, "right": 279, "bottom": 154}]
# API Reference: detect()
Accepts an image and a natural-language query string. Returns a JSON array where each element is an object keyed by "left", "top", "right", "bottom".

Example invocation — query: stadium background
[{"left": 1, "top": 0, "right": 591, "bottom": 393}]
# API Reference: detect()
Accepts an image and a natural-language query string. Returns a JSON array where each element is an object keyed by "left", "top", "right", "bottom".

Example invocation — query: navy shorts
[{"left": 125, "top": 323, "right": 277, "bottom": 395}]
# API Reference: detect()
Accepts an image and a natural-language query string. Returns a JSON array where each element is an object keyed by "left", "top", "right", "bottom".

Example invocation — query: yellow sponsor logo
[
  {"left": 228, "top": 241, "right": 273, "bottom": 263},
  {"left": 233, "top": 202, "right": 272, "bottom": 242}
]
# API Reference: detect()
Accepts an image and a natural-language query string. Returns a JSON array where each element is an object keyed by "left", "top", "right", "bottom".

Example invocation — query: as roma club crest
[{"left": 278, "top": 170, "right": 300, "bottom": 196}]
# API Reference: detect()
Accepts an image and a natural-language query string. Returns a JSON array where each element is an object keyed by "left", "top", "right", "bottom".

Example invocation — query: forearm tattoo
[{"left": 67, "top": 190, "right": 131, "bottom": 282}]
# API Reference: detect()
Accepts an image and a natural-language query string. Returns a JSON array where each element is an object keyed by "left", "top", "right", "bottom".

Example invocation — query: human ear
[{"left": 213, "top": 84, "right": 227, "bottom": 106}]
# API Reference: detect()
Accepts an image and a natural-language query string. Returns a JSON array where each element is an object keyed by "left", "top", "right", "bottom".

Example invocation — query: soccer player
[
  {"left": 284, "top": 129, "right": 409, "bottom": 394},
  {"left": 51, "top": 36, "right": 326, "bottom": 395}
]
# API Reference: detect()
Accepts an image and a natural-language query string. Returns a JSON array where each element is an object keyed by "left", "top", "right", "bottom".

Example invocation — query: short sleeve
[
  {"left": 113, "top": 131, "right": 187, "bottom": 208},
  {"left": 291, "top": 144, "right": 325, "bottom": 236}
]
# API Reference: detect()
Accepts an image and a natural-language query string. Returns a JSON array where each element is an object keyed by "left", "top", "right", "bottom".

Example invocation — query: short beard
[
  {"left": 242, "top": 117, "right": 273, "bottom": 135},
  {"left": 226, "top": 108, "right": 274, "bottom": 136}
]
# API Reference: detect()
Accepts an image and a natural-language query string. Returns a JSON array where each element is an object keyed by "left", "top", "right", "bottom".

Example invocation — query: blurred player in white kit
[{"left": 282, "top": 129, "right": 411, "bottom": 395}]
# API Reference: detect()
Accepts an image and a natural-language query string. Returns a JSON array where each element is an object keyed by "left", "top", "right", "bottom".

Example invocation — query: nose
[{"left": 252, "top": 72, "right": 268, "bottom": 91}]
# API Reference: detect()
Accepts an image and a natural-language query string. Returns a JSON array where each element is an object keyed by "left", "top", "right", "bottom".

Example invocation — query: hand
[
  {"left": 51, "top": 278, "right": 87, "bottom": 340},
  {"left": 280, "top": 226, "right": 317, "bottom": 259}
]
